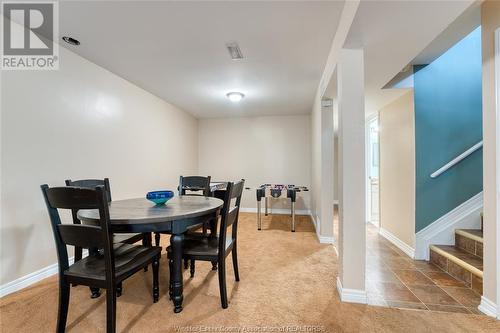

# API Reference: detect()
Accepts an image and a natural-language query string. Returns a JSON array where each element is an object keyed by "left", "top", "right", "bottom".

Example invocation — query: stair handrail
[{"left": 430, "top": 141, "right": 483, "bottom": 178}]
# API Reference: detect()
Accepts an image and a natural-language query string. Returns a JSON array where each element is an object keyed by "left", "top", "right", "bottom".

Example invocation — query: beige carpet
[{"left": 1, "top": 213, "right": 499, "bottom": 332}]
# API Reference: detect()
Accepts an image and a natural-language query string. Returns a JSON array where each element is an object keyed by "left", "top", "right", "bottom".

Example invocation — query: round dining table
[{"left": 78, "top": 195, "right": 224, "bottom": 313}]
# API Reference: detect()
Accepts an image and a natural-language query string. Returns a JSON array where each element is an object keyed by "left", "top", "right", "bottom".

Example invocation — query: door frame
[{"left": 494, "top": 27, "right": 500, "bottom": 320}]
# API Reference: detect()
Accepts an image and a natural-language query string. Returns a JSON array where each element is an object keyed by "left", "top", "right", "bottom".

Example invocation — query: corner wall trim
[
  {"left": 0, "top": 251, "right": 87, "bottom": 298},
  {"left": 478, "top": 296, "right": 498, "bottom": 318},
  {"left": 414, "top": 192, "right": 483, "bottom": 260},
  {"left": 336, "top": 277, "right": 367, "bottom": 304},
  {"left": 379, "top": 227, "right": 415, "bottom": 259}
]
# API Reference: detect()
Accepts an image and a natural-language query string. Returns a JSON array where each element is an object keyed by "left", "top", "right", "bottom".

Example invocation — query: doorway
[{"left": 366, "top": 116, "right": 380, "bottom": 226}]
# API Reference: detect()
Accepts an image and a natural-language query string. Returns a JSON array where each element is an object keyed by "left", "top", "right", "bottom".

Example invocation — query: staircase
[{"left": 429, "top": 228, "right": 483, "bottom": 294}]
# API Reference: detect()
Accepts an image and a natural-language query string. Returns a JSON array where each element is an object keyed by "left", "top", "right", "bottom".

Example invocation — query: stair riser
[
  {"left": 455, "top": 233, "right": 483, "bottom": 259},
  {"left": 430, "top": 249, "right": 483, "bottom": 295}
]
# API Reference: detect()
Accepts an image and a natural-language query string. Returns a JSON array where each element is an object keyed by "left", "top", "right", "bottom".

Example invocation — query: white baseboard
[
  {"left": 478, "top": 296, "right": 498, "bottom": 318},
  {"left": 309, "top": 213, "right": 335, "bottom": 244},
  {"left": 239, "top": 207, "right": 311, "bottom": 216},
  {"left": 318, "top": 235, "right": 335, "bottom": 244},
  {"left": 336, "top": 277, "right": 367, "bottom": 304},
  {"left": 0, "top": 250, "right": 87, "bottom": 298},
  {"left": 415, "top": 192, "right": 483, "bottom": 260},
  {"left": 311, "top": 213, "right": 321, "bottom": 238},
  {"left": 379, "top": 227, "right": 415, "bottom": 259}
]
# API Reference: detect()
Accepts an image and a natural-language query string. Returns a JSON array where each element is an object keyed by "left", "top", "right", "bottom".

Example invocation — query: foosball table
[{"left": 256, "top": 184, "right": 309, "bottom": 232}]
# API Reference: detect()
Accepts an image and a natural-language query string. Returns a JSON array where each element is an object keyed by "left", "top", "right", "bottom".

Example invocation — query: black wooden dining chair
[
  {"left": 65, "top": 178, "right": 150, "bottom": 250},
  {"left": 179, "top": 175, "right": 212, "bottom": 196},
  {"left": 66, "top": 178, "right": 152, "bottom": 298},
  {"left": 154, "top": 175, "right": 212, "bottom": 247},
  {"left": 41, "top": 184, "right": 161, "bottom": 333},
  {"left": 167, "top": 179, "right": 244, "bottom": 309}
]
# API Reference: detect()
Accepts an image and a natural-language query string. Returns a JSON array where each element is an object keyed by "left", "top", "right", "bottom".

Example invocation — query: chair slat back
[
  {"left": 65, "top": 178, "right": 112, "bottom": 202},
  {"left": 65, "top": 178, "right": 112, "bottom": 227},
  {"left": 41, "top": 184, "right": 114, "bottom": 278},
  {"left": 45, "top": 186, "right": 102, "bottom": 209},
  {"left": 229, "top": 180, "right": 244, "bottom": 206},
  {"left": 57, "top": 224, "right": 104, "bottom": 248},
  {"left": 179, "top": 175, "right": 211, "bottom": 197},
  {"left": 225, "top": 206, "right": 239, "bottom": 228},
  {"left": 218, "top": 180, "right": 244, "bottom": 255}
]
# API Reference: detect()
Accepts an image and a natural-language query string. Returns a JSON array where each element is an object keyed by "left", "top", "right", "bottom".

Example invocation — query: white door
[{"left": 366, "top": 117, "right": 380, "bottom": 226}]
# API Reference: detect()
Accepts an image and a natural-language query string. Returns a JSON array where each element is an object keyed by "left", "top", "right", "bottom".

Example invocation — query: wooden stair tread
[
  {"left": 430, "top": 245, "right": 483, "bottom": 277},
  {"left": 455, "top": 229, "right": 483, "bottom": 242}
]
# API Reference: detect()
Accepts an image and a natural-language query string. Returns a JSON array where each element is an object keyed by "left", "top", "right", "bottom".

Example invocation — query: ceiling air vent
[{"left": 226, "top": 42, "right": 244, "bottom": 60}]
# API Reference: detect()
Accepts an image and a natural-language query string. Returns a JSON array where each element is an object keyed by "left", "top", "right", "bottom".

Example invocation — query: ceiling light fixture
[
  {"left": 62, "top": 36, "right": 80, "bottom": 46},
  {"left": 226, "top": 92, "right": 245, "bottom": 102}
]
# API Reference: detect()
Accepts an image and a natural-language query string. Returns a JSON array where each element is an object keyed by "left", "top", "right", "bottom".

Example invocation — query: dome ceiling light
[{"left": 226, "top": 92, "right": 245, "bottom": 102}]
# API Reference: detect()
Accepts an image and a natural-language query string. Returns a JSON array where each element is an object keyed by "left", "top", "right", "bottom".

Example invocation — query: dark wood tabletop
[
  {"left": 77, "top": 195, "right": 224, "bottom": 313},
  {"left": 78, "top": 196, "right": 223, "bottom": 231}
]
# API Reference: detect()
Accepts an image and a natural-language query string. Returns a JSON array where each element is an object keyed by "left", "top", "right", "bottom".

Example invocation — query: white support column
[
  {"left": 320, "top": 102, "right": 334, "bottom": 242},
  {"left": 336, "top": 48, "right": 367, "bottom": 304},
  {"left": 479, "top": 5, "right": 500, "bottom": 317}
]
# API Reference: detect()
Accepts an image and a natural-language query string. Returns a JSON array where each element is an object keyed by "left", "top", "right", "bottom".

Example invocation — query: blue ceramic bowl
[{"left": 146, "top": 190, "right": 174, "bottom": 205}]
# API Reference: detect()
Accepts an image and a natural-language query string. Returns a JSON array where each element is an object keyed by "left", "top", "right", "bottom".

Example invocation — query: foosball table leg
[
  {"left": 265, "top": 197, "right": 268, "bottom": 216},
  {"left": 257, "top": 200, "right": 262, "bottom": 230},
  {"left": 291, "top": 201, "right": 296, "bottom": 232}
]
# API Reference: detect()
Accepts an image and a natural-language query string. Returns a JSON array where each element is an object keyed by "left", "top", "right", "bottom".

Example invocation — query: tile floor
[{"left": 365, "top": 224, "right": 483, "bottom": 314}]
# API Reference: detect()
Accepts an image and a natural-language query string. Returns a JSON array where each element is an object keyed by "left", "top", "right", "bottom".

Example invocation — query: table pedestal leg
[
  {"left": 170, "top": 234, "right": 184, "bottom": 313},
  {"left": 265, "top": 197, "right": 268, "bottom": 216},
  {"left": 209, "top": 216, "right": 218, "bottom": 238},
  {"left": 291, "top": 201, "right": 296, "bottom": 232}
]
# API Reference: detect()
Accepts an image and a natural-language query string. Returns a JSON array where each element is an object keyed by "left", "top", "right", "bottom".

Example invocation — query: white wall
[
  {"left": 0, "top": 46, "right": 198, "bottom": 286},
  {"left": 198, "top": 115, "right": 311, "bottom": 212},
  {"left": 379, "top": 91, "right": 416, "bottom": 248}
]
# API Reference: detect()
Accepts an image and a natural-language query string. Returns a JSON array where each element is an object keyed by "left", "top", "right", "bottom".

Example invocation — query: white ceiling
[
  {"left": 384, "top": 3, "right": 481, "bottom": 90},
  {"left": 341, "top": 0, "right": 476, "bottom": 115},
  {"left": 58, "top": 1, "right": 344, "bottom": 118}
]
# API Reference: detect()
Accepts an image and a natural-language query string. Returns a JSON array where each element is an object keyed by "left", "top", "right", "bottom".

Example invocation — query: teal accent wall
[{"left": 414, "top": 27, "right": 483, "bottom": 232}]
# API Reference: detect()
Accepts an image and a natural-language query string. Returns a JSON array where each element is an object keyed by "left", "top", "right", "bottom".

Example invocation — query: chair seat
[
  {"left": 113, "top": 232, "right": 144, "bottom": 244},
  {"left": 167, "top": 236, "right": 232, "bottom": 258},
  {"left": 65, "top": 243, "right": 161, "bottom": 286}
]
